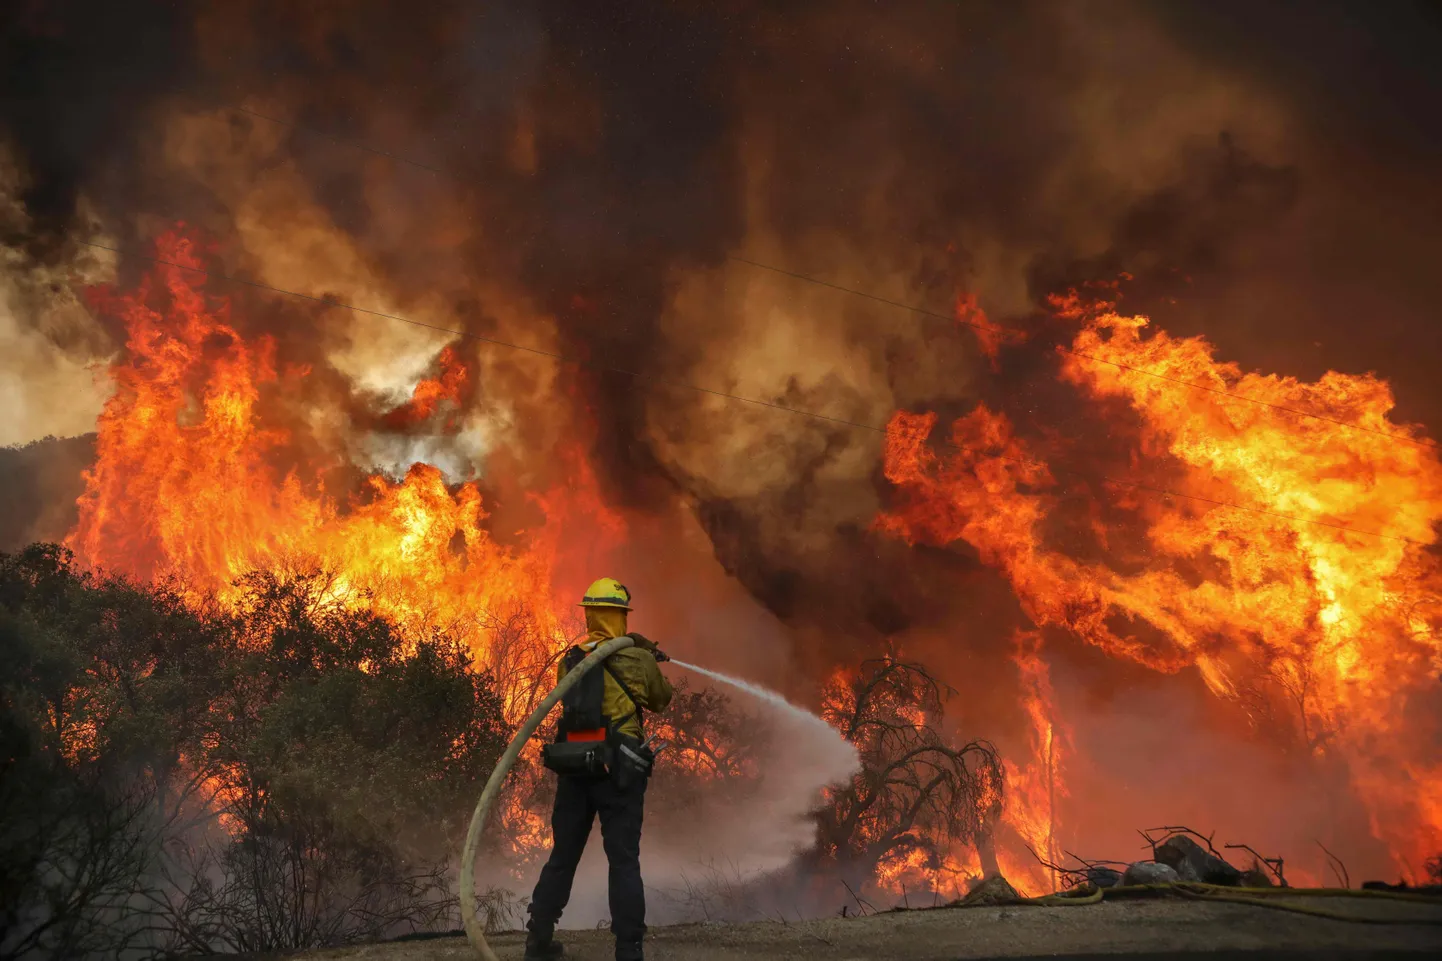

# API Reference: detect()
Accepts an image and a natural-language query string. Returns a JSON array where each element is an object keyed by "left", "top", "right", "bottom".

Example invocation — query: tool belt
[
  {"left": 539, "top": 732, "right": 654, "bottom": 785},
  {"left": 541, "top": 738, "right": 613, "bottom": 778}
]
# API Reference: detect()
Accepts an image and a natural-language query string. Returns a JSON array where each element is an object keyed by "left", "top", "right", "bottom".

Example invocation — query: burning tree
[
  {"left": 815, "top": 655, "right": 1004, "bottom": 894},
  {"left": 879, "top": 292, "right": 1442, "bottom": 875},
  {"left": 0, "top": 543, "right": 228, "bottom": 960},
  {"left": 654, "top": 682, "right": 766, "bottom": 783},
  {"left": 152, "top": 566, "right": 511, "bottom": 954}
]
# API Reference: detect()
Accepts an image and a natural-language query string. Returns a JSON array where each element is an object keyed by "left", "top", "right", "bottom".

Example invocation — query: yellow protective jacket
[{"left": 559, "top": 610, "right": 672, "bottom": 740}]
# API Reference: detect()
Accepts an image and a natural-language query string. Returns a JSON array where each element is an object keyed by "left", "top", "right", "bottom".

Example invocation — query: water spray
[{"left": 667, "top": 658, "right": 839, "bottom": 745}]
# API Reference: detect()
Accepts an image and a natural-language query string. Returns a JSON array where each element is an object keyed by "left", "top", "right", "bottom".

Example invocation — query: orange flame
[
  {"left": 957, "top": 292, "right": 1001, "bottom": 370},
  {"left": 879, "top": 292, "right": 1442, "bottom": 877},
  {"left": 67, "top": 231, "right": 624, "bottom": 717},
  {"left": 60, "top": 228, "right": 1442, "bottom": 883},
  {"left": 1003, "top": 630, "right": 1068, "bottom": 894},
  {"left": 379, "top": 345, "right": 470, "bottom": 430}
]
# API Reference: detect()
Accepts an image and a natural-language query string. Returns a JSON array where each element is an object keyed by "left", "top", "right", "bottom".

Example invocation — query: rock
[
  {"left": 1084, "top": 866, "right": 1123, "bottom": 888},
  {"left": 1122, "top": 861, "right": 1180, "bottom": 885},
  {"left": 1173, "top": 858, "right": 1202, "bottom": 882},
  {"left": 960, "top": 874, "right": 1022, "bottom": 906},
  {"left": 1155, "top": 835, "right": 1244, "bottom": 886},
  {"left": 1240, "top": 866, "right": 1276, "bottom": 887}
]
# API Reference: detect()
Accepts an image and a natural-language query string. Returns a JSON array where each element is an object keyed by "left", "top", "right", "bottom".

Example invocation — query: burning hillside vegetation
[{"left": 2, "top": 1, "right": 1441, "bottom": 957}]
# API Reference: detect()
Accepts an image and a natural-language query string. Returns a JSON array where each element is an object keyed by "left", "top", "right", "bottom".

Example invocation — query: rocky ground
[{"left": 258, "top": 892, "right": 1442, "bottom": 961}]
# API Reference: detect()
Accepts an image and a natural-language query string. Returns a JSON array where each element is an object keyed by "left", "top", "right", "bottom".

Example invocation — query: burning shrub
[
  {"left": 0, "top": 543, "right": 232, "bottom": 960},
  {"left": 154, "top": 566, "right": 510, "bottom": 953},
  {"left": 815, "top": 655, "right": 1004, "bottom": 895},
  {"left": 214, "top": 567, "right": 508, "bottom": 853},
  {"left": 0, "top": 546, "right": 512, "bottom": 958},
  {"left": 656, "top": 681, "right": 766, "bottom": 782}
]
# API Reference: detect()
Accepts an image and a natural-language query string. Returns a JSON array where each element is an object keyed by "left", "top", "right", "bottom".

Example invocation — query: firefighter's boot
[{"left": 524, "top": 919, "right": 564, "bottom": 960}]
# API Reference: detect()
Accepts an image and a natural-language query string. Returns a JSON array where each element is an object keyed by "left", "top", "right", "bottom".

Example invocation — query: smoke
[
  {"left": 667, "top": 658, "right": 861, "bottom": 871},
  {"left": 0, "top": 150, "right": 116, "bottom": 446}
]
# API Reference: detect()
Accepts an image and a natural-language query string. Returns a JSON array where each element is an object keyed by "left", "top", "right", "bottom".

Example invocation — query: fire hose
[
  {"left": 459, "top": 635, "right": 637, "bottom": 961},
  {"left": 1014, "top": 882, "right": 1442, "bottom": 924}
]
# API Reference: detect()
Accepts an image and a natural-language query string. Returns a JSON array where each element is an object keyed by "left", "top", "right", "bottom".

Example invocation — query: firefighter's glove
[{"left": 626, "top": 632, "right": 659, "bottom": 653}]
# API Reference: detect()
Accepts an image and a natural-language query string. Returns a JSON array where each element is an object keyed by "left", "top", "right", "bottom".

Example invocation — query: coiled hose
[
  {"left": 459, "top": 635, "right": 636, "bottom": 961},
  {"left": 1016, "top": 881, "right": 1442, "bottom": 923}
]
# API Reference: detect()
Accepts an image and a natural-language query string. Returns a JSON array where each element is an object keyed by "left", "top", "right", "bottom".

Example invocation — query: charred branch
[
  {"left": 816, "top": 655, "right": 1003, "bottom": 886},
  {"left": 1141, "top": 826, "right": 1221, "bottom": 858},
  {"left": 1224, "top": 843, "right": 1287, "bottom": 887}
]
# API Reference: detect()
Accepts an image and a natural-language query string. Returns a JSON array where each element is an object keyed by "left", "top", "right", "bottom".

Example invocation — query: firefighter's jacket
[{"left": 558, "top": 611, "right": 672, "bottom": 739}]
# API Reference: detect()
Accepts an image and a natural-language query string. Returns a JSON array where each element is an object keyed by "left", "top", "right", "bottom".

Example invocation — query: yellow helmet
[{"left": 579, "top": 577, "right": 633, "bottom": 610}]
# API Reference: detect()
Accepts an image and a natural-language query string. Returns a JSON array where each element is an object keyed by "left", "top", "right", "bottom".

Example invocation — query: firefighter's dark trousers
[{"left": 528, "top": 772, "right": 648, "bottom": 943}]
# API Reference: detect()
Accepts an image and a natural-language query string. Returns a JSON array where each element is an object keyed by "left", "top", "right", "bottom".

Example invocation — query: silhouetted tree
[
  {"left": 1, "top": 543, "right": 221, "bottom": 960},
  {"left": 815, "top": 656, "right": 1004, "bottom": 889}
]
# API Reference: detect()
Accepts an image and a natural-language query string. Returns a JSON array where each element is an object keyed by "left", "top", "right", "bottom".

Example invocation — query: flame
[
  {"left": 56, "top": 227, "right": 1442, "bottom": 885},
  {"left": 379, "top": 345, "right": 470, "bottom": 430},
  {"left": 957, "top": 293, "right": 1001, "bottom": 370},
  {"left": 878, "top": 291, "right": 1442, "bottom": 876},
  {"left": 66, "top": 231, "right": 624, "bottom": 715},
  {"left": 1003, "top": 630, "right": 1069, "bottom": 894}
]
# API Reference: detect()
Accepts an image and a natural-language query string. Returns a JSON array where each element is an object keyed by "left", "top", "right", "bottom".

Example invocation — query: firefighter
[{"left": 526, "top": 578, "right": 673, "bottom": 961}]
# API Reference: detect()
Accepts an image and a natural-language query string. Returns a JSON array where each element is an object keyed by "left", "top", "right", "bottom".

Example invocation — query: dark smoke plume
[{"left": 4, "top": 0, "right": 1440, "bottom": 624}]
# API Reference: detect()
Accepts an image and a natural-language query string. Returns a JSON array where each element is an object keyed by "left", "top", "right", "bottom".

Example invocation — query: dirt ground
[{"left": 276, "top": 894, "right": 1442, "bottom": 961}]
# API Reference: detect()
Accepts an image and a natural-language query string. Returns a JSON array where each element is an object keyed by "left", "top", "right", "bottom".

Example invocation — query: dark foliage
[
  {"left": 0, "top": 544, "right": 508, "bottom": 958},
  {"left": 816, "top": 656, "right": 1004, "bottom": 887}
]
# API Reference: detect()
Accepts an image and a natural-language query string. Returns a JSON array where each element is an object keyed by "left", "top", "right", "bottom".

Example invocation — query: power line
[
  {"left": 220, "top": 103, "right": 1433, "bottom": 451},
  {"left": 76, "top": 238, "right": 1424, "bottom": 546}
]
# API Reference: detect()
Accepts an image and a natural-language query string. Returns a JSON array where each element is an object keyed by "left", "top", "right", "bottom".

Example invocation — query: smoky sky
[
  {"left": 3, "top": 0, "right": 1441, "bottom": 648},
  {"left": 1156, "top": 0, "right": 1442, "bottom": 163},
  {"left": 0, "top": 1, "right": 196, "bottom": 255}
]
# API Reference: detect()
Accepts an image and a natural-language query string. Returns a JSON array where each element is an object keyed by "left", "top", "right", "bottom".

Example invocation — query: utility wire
[
  {"left": 76, "top": 238, "right": 1424, "bottom": 545},
  {"left": 224, "top": 103, "right": 1433, "bottom": 451}
]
